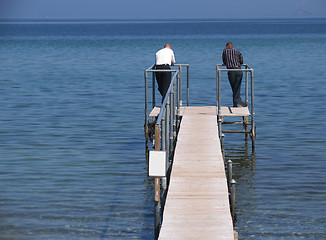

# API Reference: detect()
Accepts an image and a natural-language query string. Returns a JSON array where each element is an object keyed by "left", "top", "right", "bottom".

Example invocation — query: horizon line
[{"left": 1, "top": 16, "right": 326, "bottom": 21}]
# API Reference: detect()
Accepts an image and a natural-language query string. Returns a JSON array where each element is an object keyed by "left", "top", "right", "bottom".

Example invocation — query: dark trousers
[
  {"left": 228, "top": 67, "right": 243, "bottom": 107},
  {"left": 155, "top": 64, "right": 171, "bottom": 101}
]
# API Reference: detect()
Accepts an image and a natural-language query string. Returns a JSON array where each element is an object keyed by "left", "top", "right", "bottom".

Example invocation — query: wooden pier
[
  {"left": 158, "top": 106, "right": 234, "bottom": 239},
  {"left": 145, "top": 63, "right": 254, "bottom": 240}
]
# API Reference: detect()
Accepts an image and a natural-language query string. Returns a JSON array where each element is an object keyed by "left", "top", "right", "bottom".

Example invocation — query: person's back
[
  {"left": 155, "top": 44, "right": 175, "bottom": 101},
  {"left": 155, "top": 44, "right": 175, "bottom": 65},
  {"left": 222, "top": 43, "right": 243, "bottom": 69},
  {"left": 156, "top": 48, "right": 175, "bottom": 66},
  {"left": 222, "top": 42, "right": 246, "bottom": 107}
]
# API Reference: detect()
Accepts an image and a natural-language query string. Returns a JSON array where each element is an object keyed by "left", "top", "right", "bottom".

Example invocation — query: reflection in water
[{"left": 224, "top": 134, "right": 256, "bottom": 239}]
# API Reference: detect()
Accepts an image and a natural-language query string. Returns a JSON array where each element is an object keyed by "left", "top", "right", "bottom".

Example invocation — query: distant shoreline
[
  {"left": 1, "top": 17, "right": 326, "bottom": 21},
  {"left": 1, "top": 17, "right": 326, "bottom": 24}
]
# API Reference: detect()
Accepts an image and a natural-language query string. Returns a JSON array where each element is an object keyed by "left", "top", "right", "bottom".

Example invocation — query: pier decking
[
  {"left": 149, "top": 106, "right": 249, "bottom": 118},
  {"left": 158, "top": 106, "right": 234, "bottom": 239}
]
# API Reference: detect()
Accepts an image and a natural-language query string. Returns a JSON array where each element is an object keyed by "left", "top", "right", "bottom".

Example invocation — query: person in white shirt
[{"left": 155, "top": 44, "right": 175, "bottom": 101}]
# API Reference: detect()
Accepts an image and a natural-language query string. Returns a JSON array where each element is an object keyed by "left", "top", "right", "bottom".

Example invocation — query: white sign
[{"left": 149, "top": 151, "right": 166, "bottom": 177}]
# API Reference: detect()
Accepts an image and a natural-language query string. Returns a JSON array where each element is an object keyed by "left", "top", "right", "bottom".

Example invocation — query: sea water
[{"left": 0, "top": 18, "right": 326, "bottom": 239}]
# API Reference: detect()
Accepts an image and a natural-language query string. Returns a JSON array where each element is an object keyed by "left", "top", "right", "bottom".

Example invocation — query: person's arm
[
  {"left": 239, "top": 52, "right": 243, "bottom": 65},
  {"left": 171, "top": 52, "right": 175, "bottom": 65},
  {"left": 222, "top": 49, "right": 226, "bottom": 65}
]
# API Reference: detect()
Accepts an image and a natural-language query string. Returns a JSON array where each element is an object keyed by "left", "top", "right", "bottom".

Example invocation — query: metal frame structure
[
  {"left": 144, "top": 64, "right": 189, "bottom": 239},
  {"left": 145, "top": 64, "right": 189, "bottom": 123},
  {"left": 144, "top": 63, "right": 254, "bottom": 239},
  {"left": 216, "top": 64, "right": 256, "bottom": 148}
]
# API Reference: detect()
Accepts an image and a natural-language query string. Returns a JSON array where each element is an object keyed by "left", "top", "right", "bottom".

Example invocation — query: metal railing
[
  {"left": 145, "top": 64, "right": 189, "bottom": 125},
  {"left": 144, "top": 64, "right": 189, "bottom": 239},
  {"left": 174, "top": 64, "right": 190, "bottom": 107},
  {"left": 145, "top": 64, "right": 189, "bottom": 180},
  {"left": 216, "top": 64, "right": 256, "bottom": 142},
  {"left": 144, "top": 64, "right": 190, "bottom": 172}
]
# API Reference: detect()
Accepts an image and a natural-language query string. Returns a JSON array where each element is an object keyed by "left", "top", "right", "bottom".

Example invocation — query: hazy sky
[{"left": 1, "top": 0, "right": 325, "bottom": 19}]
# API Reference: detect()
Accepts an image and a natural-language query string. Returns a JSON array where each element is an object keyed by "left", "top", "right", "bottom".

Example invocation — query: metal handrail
[
  {"left": 144, "top": 65, "right": 183, "bottom": 155},
  {"left": 216, "top": 64, "right": 255, "bottom": 139},
  {"left": 144, "top": 64, "right": 189, "bottom": 128},
  {"left": 156, "top": 70, "right": 179, "bottom": 124},
  {"left": 145, "top": 66, "right": 177, "bottom": 126},
  {"left": 145, "top": 65, "right": 185, "bottom": 239},
  {"left": 144, "top": 64, "right": 189, "bottom": 181},
  {"left": 174, "top": 64, "right": 190, "bottom": 107}
]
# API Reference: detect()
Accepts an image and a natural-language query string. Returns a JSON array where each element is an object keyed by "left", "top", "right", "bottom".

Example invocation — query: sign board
[{"left": 149, "top": 151, "right": 166, "bottom": 177}]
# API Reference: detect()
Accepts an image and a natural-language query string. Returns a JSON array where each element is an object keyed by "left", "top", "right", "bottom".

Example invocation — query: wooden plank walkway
[
  {"left": 159, "top": 106, "right": 234, "bottom": 240},
  {"left": 149, "top": 107, "right": 186, "bottom": 118},
  {"left": 220, "top": 106, "right": 250, "bottom": 117},
  {"left": 149, "top": 106, "right": 249, "bottom": 118}
]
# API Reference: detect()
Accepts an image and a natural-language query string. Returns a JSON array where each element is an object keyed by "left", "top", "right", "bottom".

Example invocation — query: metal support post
[
  {"left": 161, "top": 109, "right": 166, "bottom": 151},
  {"left": 227, "top": 160, "right": 232, "bottom": 192},
  {"left": 162, "top": 102, "right": 169, "bottom": 191},
  {"left": 152, "top": 72, "right": 156, "bottom": 108},
  {"left": 231, "top": 179, "right": 236, "bottom": 226},
  {"left": 145, "top": 70, "right": 148, "bottom": 130},
  {"left": 177, "top": 71, "right": 181, "bottom": 108},
  {"left": 176, "top": 72, "right": 181, "bottom": 129},
  {"left": 245, "top": 66, "right": 249, "bottom": 105},
  {"left": 169, "top": 92, "right": 173, "bottom": 154},
  {"left": 217, "top": 66, "right": 222, "bottom": 139},
  {"left": 216, "top": 65, "right": 219, "bottom": 110},
  {"left": 187, "top": 65, "right": 189, "bottom": 106},
  {"left": 171, "top": 87, "right": 176, "bottom": 140},
  {"left": 165, "top": 96, "right": 170, "bottom": 162},
  {"left": 178, "top": 65, "right": 182, "bottom": 107},
  {"left": 221, "top": 133, "right": 225, "bottom": 159},
  {"left": 144, "top": 70, "right": 149, "bottom": 154},
  {"left": 250, "top": 70, "right": 256, "bottom": 151}
]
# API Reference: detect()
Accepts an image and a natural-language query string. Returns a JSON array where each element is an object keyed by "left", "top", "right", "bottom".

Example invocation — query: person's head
[
  {"left": 226, "top": 42, "right": 233, "bottom": 49},
  {"left": 164, "top": 44, "right": 171, "bottom": 49}
]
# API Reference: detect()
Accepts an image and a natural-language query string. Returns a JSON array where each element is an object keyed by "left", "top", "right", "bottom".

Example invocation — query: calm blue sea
[{"left": 0, "top": 18, "right": 326, "bottom": 239}]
